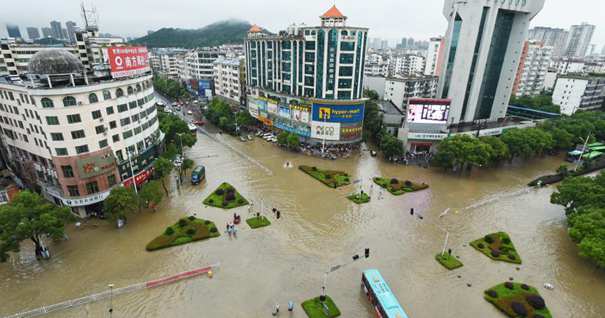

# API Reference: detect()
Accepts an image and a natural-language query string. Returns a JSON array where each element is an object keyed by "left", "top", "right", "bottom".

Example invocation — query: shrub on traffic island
[
  {"left": 203, "top": 182, "right": 249, "bottom": 209},
  {"left": 484, "top": 282, "right": 552, "bottom": 318},
  {"left": 146, "top": 217, "right": 220, "bottom": 251},
  {"left": 470, "top": 232, "right": 522, "bottom": 264}
]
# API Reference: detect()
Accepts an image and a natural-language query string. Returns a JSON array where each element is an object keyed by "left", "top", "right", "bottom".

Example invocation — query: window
[
  {"left": 99, "top": 139, "right": 108, "bottom": 148},
  {"left": 67, "top": 185, "right": 80, "bottom": 197},
  {"left": 103, "top": 90, "right": 111, "bottom": 100},
  {"left": 106, "top": 106, "right": 114, "bottom": 115},
  {"left": 127, "top": 86, "right": 134, "bottom": 95},
  {"left": 45, "top": 116, "right": 59, "bottom": 125},
  {"left": 134, "top": 126, "right": 142, "bottom": 135},
  {"left": 123, "top": 130, "right": 133, "bottom": 139},
  {"left": 92, "top": 110, "right": 102, "bottom": 119},
  {"left": 63, "top": 96, "right": 77, "bottom": 107},
  {"left": 112, "top": 134, "right": 120, "bottom": 142},
  {"left": 85, "top": 181, "right": 99, "bottom": 195},
  {"left": 129, "top": 101, "right": 137, "bottom": 109},
  {"left": 131, "top": 114, "right": 139, "bottom": 122},
  {"left": 75, "top": 145, "right": 89, "bottom": 154},
  {"left": 340, "top": 42, "right": 355, "bottom": 51},
  {"left": 120, "top": 118, "right": 131, "bottom": 126},
  {"left": 135, "top": 83, "right": 142, "bottom": 92},
  {"left": 61, "top": 165, "right": 74, "bottom": 178},
  {"left": 67, "top": 114, "right": 82, "bottom": 123},
  {"left": 51, "top": 133, "right": 64, "bottom": 141},
  {"left": 107, "top": 174, "right": 117, "bottom": 187},
  {"left": 88, "top": 93, "right": 98, "bottom": 103},
  {"left": 41, "top": 98, "right": 54, "bottom": 108},
  {"left": 116, "top": 88, "right": 124, "bottom": 97},
  {"left": 71, "top": 130, "right": 85, "bottom": 139},
  {"left": 117, "top": 104, "right": 128, "bottom": 112},
  {"left": 95, "top": 125, "right": 105, "bottom": 134},
  {"left": 55, "top": 148, "right": 68, "bottom": 156},
  {"left": 109, "top": 121, "right": 117, "bottom": 129}
]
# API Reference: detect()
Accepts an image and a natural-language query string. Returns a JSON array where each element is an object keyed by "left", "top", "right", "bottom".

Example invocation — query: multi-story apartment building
[
  {"left": 564, "top": 23, "right": 595, "bottom": 58},
  {"left": 364, "top": 62, "right": 389, "bottom": 77},
  {"left": 383, "top": 76, "right": 438, "bottom": 108},
  {"left": 512, "top": 40, "right": 553, "bottom": 97},
  {"left": 424, "top": 37, "right": 444, "bottom": 76},
  {"left": 552, "top": 74, "right": 605, "bottom": 115},
  {"left": 245, "top": 5, "right": 368, "bottom": 144},
  {"left": 26, "top": 27, "right": 41, "bottom": 41},
  {"left": 213, "top": 56, "right": 245, "bottom": 105},
  {"left": 438, "top": 0, "right": 545, "bottom": 125},
  {"left": 0, "top": 39, "right": 79, "bottom": 77},
  {"left": 6, "top": 25, "right": 22, "bottom": 39},
  {"left": 0, "top": 45, "right": 162, "bottom": 217},
  {"left": 528, "top": 27, "right": 568, "bottom": 57},
  {"left": 182, "top": 48, "right": 221, "bottom": 81},
  {"left": 389, "top": 54, "right": 425, "bottom": 77}
]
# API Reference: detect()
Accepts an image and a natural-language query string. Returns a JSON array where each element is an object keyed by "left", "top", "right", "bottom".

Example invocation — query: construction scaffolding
[{"left": 3, "top": 263, "right": 219, "bottom": 318}]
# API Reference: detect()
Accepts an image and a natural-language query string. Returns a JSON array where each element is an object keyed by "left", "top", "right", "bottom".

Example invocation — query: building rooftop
[
  {"left": 249, "top": 25, "right": 262, "bottom": 33},
  {"left": 321, "top": 5, "right": 345, "bottom": 18},
  {"left": 27, "top": 49, "right": 84, "bottom": 75}
]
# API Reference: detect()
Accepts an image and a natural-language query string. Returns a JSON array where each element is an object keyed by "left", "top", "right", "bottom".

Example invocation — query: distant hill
[{"left": 131, "top": 20, "right": 252, "bottom": 48}]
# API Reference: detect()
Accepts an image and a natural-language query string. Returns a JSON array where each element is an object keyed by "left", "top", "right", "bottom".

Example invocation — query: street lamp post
[
  {"left": 108, "top": 283, "right": 114, "bottom": 318},
  {"left": 127, "top": 149, "right": 138, "bottom": 195}
]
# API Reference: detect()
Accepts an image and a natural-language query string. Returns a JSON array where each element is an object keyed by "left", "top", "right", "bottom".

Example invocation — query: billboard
[
  {"left": 311, "top": 121, "right": 341, "bottom": 141},
  {"left": 274, "top": 118, "right": 311, "bottom": 137},
  {"left": 108, "top": 46, "right": 150, "bottom": 78},
  {"left": 198, "top": 80, "right": 212, "bottom": 97},
  {"left": 312, "top": 103, "right": 365, "bottom": 123},
  {"left": 278, "top": 105, "right": 291, "bottom": 119},
  {"left": 76, "top": 152, "right": 117, "bottom": 179},
  {"left": 407, "top": 98, "right": 451, "bottom": 124},
  {"left": 268, "top": 100, "right": 279, "bottom": 114},
  {"left": 290, "top": 104, "right": 311, "bottom": 123}
]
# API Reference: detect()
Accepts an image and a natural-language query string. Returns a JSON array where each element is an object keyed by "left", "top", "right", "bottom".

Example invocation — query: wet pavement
[{"left": 1, "top": 116, "right": 605, "bottom": 317}]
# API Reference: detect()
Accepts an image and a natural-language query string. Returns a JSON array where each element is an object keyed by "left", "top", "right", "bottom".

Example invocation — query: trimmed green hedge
[
  {"left": 203, "top": 182, "right": 249, "bottom": 209},
  {"left": 373, "top": 177, "right": 429, "bottom": 195},
  {"left": 299, "top": 165, "right": 351, "bottom": 188},
  {"left": 301, "top": 296, "right": 341, "bottom": 318},
  {"left": 246, "top": 216, "right": 271, "bottom": 229},
  {"left": 435, "top": 253, "right": 463, "bottom": 270},
  {"left": 484, "top": 282, "right": 551, "bottom": 318},
  {"left": 146, "top": 217, "right": 219, "bottom": 251},
  {"left": 470, "top": 232, "right": 522, "bottom": 264},
  {"left": 347, "top": 192, "right": 371, "bottom": 204}
]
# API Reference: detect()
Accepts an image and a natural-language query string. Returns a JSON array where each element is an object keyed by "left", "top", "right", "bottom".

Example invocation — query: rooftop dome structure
[{"left": 27, "top": 49, "right": 84, "bottom": 75}]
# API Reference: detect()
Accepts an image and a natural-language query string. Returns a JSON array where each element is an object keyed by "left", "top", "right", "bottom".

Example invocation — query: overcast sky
[{"left": 1, "top": 0, "right": 604, "bottom": 48}]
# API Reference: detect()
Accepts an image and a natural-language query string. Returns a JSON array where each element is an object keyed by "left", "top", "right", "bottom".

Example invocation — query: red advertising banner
[
  {"left": 108, "top": 46, "right": 150, "bottom": 78},
  {"left": 123, "top": 167, "right": 154, "bottom": 188}
]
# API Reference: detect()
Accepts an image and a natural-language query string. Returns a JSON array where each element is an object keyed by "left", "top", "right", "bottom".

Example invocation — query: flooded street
[{"left": 2, "top": 129, "right": 605, "bottom": 318}]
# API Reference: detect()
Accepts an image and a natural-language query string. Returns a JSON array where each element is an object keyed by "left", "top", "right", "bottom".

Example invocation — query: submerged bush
[
  {"left": 164, "top": 227, "right": 175, "bottom": 236},
  {"left": 188, "top": 216, "right": 195, "bottom": 221},
  {"left": 510, "top": 302, "right": 527, "bottom": 316},
  {"left": 521, "top": 284, "right": 530, "bottom": 290},
  {"left": 491, "top": 249, "right": 501, "bottom": 257},
  {"left": 225, "top": 192, "right": 236, "bottom": 202},
  {"left": 485, "top": 290, "right": 498, "bottom": 298},
  {"left": 502, "top": 237, "right": 511, "bottom": 244},
  {"left": 477, "top": 243, "right": 485, "bottom": 249},
  {"left": 526, "top": 295, "right": 546, "bottom": 310},
  {"left": 204, "top": 220, "right": 211, "bottom": 225},
  {"left": 404, "top": 180, "right": 413, "bottom": 187},
  {"left": 390, "top": 178, "right": 399, "bottom": 184},
  {"left": 484, "top": 235, "right": 494, "bottom": 244},
  {"left": 210, "top": 227, "right": 218, "bottom": 233},
  {"left": 215, "top": 188, "right": 225, "bottom": 196},
  {"left": 178, "top": 219, "right": 188, "bottom": 228},
  {"left": 186, "top": 228, "right": 196, "bottom": 236},
  {"left": 504, "top": 282, "right": 514, "bottom": 289}
]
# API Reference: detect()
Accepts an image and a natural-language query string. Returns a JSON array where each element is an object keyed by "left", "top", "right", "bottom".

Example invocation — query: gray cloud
[{"left": 1, "top": 0, "right": 603, "bottom": 46}]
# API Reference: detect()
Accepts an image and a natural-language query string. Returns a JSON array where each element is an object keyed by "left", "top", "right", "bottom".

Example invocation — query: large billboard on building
[
  {"left": 108, "top": 46, "right": 150, "bottom": 78},
  {"left": 311, "top": 121, "right": 341, "bottom": 141},
  {"left": 407, "top": 98, "right": 451, "bottom": 124},
  {"left": 198, "top": 80, "right": 212, "bottom": 97},
  {"left": 76, "top": 152, "right": 117, "bottom": 179},
  {"left": 312, "top": 103, "right": 365, "bottom": 123}
]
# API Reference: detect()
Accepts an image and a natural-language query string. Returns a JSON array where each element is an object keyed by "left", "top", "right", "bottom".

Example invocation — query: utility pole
[
  {"left": 108, "top": 283, "right": 114, "bottom": 318},
  {"left": 127, "top": 149, "right": 138, "bottom": 195}
]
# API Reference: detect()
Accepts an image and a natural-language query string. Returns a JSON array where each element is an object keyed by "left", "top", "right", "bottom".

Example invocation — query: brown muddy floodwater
[{"left": 1, "top": 129, "right": 605, "bottom": 318}]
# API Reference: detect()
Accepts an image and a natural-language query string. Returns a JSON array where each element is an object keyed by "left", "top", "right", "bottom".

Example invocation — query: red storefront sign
[
  {"left": 107, "top": 46, "right": 150, "bottom": 78},
  {"left": 123, "top": 167, "right": 154, "bottom": 188}
]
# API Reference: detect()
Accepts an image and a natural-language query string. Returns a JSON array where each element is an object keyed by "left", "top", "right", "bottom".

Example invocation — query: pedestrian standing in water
[
  {"left": 272, "top": 303, "right": 280, "bottom": 316},
  {"left": 288, "top": 301, "right": 294, "bottom": 312},
  {"left": 276, "top": 210, "right": 281, "bottom": 219}
]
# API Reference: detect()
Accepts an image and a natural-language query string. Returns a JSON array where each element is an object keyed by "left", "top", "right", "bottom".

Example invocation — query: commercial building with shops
[
  {"left": 245, "top": 5, "right": 368, "bottom": 144},
  {"left": 0, "top": 35, "right": 162, "bottom": 217},
  {"left": 213, "top": 56, "right": 245, "bottom": 105}
]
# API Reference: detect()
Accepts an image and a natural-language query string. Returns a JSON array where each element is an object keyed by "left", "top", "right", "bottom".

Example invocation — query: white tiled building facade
[
  {"left": 512, "top": 40, "right": 553, "bottom": 97},
  {"left": 552, "top": 75, "right": 605, "bottom": 115}
]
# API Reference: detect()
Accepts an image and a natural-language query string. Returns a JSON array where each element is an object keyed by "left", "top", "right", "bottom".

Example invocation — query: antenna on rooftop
[{"left": 81, "top": 2, "right": 99, "bottom": 32}]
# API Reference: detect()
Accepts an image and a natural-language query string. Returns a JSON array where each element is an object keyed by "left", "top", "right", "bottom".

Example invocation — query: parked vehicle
[{"left": 191, "top": 165, "right": 206, "bottom": 185}]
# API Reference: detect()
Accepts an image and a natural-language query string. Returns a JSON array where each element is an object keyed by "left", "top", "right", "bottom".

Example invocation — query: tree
[
  {"left": 433, "top": 135, "right": 492, "bottom": 172},
  {"left": 286, "top": 133, "right": 300, "bottom": 151},
  {"left": 480, "top": 136, "right": 510, "bottom": 166},
  {"left": 277, "top": 131, "right": 289, "bottom": 147},
  {"left": 181, "top": 159, "right": 194, "bottom": 176},
  {"left": 139, "top": 180, "right": 164, "bottom": 210},
  {"left": 380, "top": 133, "right": 404, "bottom": 160},
  {"left": 0, "top": 191, "right": 72, "bottom": 261},
  {"left": 551, "top": 175, "right": 605, "bottom": 214},
  {"left": 363, "top": 89, "right": 379, "bottom": 101},
  {"left": 103, "top": 187, "right": 138, "bottom": 223},
  {"left": 158, "top": 112, "right": 197, "bottom": 149},
  {"left": 236, "top": 111, "right": 256, "bottom": 128},
  {"left": 363, "top": 101, "right": 382, "bottom": 142},
  {"left": 154, "top": 157, "right": 174, "bottom": 195}
]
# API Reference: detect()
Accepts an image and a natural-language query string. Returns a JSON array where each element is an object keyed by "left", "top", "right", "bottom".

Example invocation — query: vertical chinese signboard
[{"left": 107, "top": 46, "right": 150, "bottom": 79}]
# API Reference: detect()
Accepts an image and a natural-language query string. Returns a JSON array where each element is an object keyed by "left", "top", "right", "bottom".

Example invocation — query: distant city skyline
[{"left": 0, "top": 0, "right": 604, "bottom": 46}]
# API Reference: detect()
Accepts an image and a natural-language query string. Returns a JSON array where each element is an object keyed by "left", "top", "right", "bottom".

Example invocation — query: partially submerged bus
[
  {"left": 361, "top": 269, "right": 409, "bottom": 318},
  {"left": 191, "top": 165, "right": 206, "bottom": 185}
]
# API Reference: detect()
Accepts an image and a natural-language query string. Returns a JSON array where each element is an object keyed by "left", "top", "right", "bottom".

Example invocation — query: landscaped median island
[
  {"left": 435, "top": 253, "right": 463, "bottom": 270},
  {"left": 347, "top": 191, "right": 370, "bottom": 204},
  {"left": 484, "top": 282, "right": 552, "bottom": 318},
  {"left": 203, "top": 182, "right": 249, "bottom": 209},
  {"left": 299, "top": 165, "right": 351, "bottom": 189},
  {"left": 301, "top": 296, "right": 341, "bottom": 318},
  {"left": 246, "top": 215, "right": 271, "bottom": 229},
  {"left": 470, "top": 232, "right": 522, "bottom": 264},
  {"left": 146, "top": 216, "right": 220, "bottom": 251},
  {"left": 373, "top": 177, "right": 429, "bottom": 195}
]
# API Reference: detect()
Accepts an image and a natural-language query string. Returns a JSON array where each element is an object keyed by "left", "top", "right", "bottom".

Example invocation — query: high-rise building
[
  {"left": 564, "top": 23, "right": 595, "bottom": 57},
  {"left": 41, "top": 27, "right": 52, "bottom": 38},
  {"left": 380, "top": 40, "right": 389, "bottom": 50},
  {"left": 424, "top": 37, "right": 444, "bottom": 76},
  {"left": 6, "top": 24, "right": 22, "bottom": 39},
  {"left": 528, "top": 26, "right": 568, "bottom": 57},
  {"left": 437, "top": 0, "right": 545, "bottom": 124},
  {"left": 65, "top": 21, "right": 78, "bottom": 43},
  {"left": 389, "top": 54, "right": 425, "bottom": 76},
  {"left": 61, "top": 28, "right": 68, "bottom": 40},
  {"left": 512, "top": 40, "right": 553, "bottom": 97},
  {"left": 553, "top": 74, "right": 605, "bottom": 115},
  {"left": 213, "top": 56, "right": 245, "bottom": 105},
  {"left": 245, "top": 5, "right": 368, "bottom": 144},
  {"left": 26, "top": 27, "right": 41, "bottom": 40},
  {"left": 50, "top": 21, "right": 62, "bottom": 39}
]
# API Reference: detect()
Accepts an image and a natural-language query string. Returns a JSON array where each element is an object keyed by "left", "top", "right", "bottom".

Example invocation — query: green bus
[{"left": 191, "top": 165, "right": 206, "bottom": 185}]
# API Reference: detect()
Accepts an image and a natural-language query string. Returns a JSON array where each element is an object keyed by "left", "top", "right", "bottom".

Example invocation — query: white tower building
[{"left": 438, "top": 0, "right": 545, "bottom": 125}]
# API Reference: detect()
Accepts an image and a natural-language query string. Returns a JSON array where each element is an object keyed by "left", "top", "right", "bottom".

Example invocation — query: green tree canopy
[
  {"left": 158, "top": 112, "right": 197, "bottom": 149},
  {"left": 286, "top": 133, "right": 300, "bottom": 150},
  {"left": 153, "top": 76, "right": 187, "bottom": 99},
  {"left": 480, "top": 136, "right": 510, "bottom": 165},
  {"left": 380, "top": 133, "right": 404, "bottom": 159},
  {"left": 103, "top": 187, "right": 138, "bottom": 221},
  {"left": 139, "top": 180, "right": 164, "bottom": 209},
  {"left": 0, "top": 191, "right": 72, "bottom": 261},
  {"left": 154, "top": 157, "right": 174, "bottom": 195}
]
